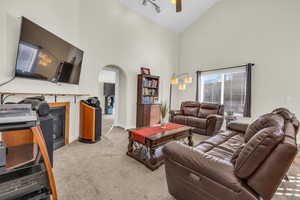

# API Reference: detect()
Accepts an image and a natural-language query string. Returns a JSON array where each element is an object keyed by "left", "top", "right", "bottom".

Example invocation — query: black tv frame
[{"left": 14, "top": 17, "right": 84, "bottom": 85}]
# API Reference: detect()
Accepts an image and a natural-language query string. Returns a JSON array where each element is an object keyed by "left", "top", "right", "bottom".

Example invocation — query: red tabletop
[{"left": 131, "top": 123, "right": 185, "bottom": 144}]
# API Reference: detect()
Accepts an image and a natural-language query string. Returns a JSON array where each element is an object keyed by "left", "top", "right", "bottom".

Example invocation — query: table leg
[
  {"left": 149, "top": 147, "right": 157, "bottom": 165},
  {"left": 188, "top": 131, "right": 194, "bottom": 147},
  {"left": 128, "top": 133, "right": 134, "bottom": 153}
]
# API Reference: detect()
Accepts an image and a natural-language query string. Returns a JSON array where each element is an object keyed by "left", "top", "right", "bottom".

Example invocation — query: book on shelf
[
  {"left": 143, "top": 78, "right": 158, "bottom": 88},
  {"left": 142, "top": 88, "right": 157, "bottom": 96},
  {"left": 142, "top": 96, "right": 159, "bottom": 104}
]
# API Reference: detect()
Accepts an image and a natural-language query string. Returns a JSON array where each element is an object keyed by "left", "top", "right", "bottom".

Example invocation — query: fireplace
[
  {"left": 48, "top": 102, "right": 70, "bottom": 151},
  {"left": 50, "top": 106, "right": 66, "bottom": 150}
]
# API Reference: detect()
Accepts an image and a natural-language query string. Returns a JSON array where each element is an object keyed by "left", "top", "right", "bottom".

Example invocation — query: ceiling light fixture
[{"left": 171, "top": 0, "right": 176, "bottom": 5}]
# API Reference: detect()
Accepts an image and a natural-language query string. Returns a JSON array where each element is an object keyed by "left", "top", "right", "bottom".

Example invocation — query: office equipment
[
  {"left": 19, "top": 97, "right": 54, "bottom": 166},
  {"left": 0, "top": 164, "right": 50, "bottom": 200},
  {"left": 0, "top": 107, "right": 57, "bottom": 200},
  {"left": 0, "top": 104, "right": 37, "bottom": 125},
  {"left": 0, "top": 138, "right": 6, "bottom": 167}
]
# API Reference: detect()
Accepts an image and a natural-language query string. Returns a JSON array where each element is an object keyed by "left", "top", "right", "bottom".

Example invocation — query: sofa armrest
[
  {"left": 206, "top": 114, "right": 224, "bottom": 136},
  {"left": 170, "top": 110, "right": 183, "bottom": 116},
  {"left": 227, "top": 122, "right": 249, "bottom": 133},
  {"left": 169, "top": 110, "right": 183, "bottom": 122},
  {"left": 163, "top": 142, "right": 242, "bottom": 192}
]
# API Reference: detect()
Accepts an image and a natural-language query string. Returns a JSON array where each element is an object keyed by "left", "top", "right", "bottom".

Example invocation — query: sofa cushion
[
  {"left": 180, "top": 101, "right": 201, "bottom": 108},
  {"left": 231, "top": 144, "right": 245, "bottom": 165},
  {"left": 198, "top": 103, "right": 220, "bottom": 118},
  {"left": 228, "top": 122, "right": 249, "bottom": 133},
  {"left": 173, "top": 115, "right": 188, "bottom": 125},
  {"left": 186, "top": 117, "right": 206, "bottom": 129},
  {"left": 218, "top": 138, "right": 244, "bottom": 153},
  {"left": 182, "top": 107, "right": 199, "bottom": 117},
  {"left": 244, "top": 114, "right": 284, "bottom": 142},
  {"left": 201, "top": 103, "right": 221, "bottom": 110},
  {"left": 195, "top": 142, "right": 214, "bottom": 153},
  {"left": 273, "top": 108, "right": 300, "bottom": 133},
  {"left": 234, "top": 126, "right": 284, "bottom": 179},
  {"left": 206, "top": 147, "right": 234, "bottom": 161},
  {"left": 204, "top": 134, "right": 228, "bottom": 146}
]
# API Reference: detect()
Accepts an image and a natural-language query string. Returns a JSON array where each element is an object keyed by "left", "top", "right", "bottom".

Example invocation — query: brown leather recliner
[
  {"left": 170, "top": 101, "right": 224, "bottom": 136},
  {"left": 163, "top": 108, "right": 299, "bottom": 200}
]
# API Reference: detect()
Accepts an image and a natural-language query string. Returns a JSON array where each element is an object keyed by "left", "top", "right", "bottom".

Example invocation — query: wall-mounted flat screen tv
[{"left": 15, "top": 17, "right": 84, "bottom": 85}]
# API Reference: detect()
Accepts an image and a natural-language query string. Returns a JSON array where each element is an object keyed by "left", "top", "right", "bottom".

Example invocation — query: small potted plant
[{"left": 160, "top": 103, "right": 168, "bottom": 128}]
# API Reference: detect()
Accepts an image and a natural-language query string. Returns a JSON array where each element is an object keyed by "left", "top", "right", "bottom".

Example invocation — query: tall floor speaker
[{"left": 79, "top": 98, "right": 102, "bottom": 143}]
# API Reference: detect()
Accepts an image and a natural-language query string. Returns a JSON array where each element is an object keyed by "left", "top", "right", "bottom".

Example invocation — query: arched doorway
[{"left": 98, "top": 65, "right": 127, "bottom": 134}]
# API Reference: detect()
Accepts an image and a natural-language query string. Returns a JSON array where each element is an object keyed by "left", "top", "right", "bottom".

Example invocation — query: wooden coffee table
[{"left": 127, "top": 123, "right": 193, "bottom": 171}]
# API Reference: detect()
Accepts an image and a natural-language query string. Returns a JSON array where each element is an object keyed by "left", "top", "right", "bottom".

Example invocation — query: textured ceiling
[{"left": 119, "top": 0, "right": 221, "bottom": 32}]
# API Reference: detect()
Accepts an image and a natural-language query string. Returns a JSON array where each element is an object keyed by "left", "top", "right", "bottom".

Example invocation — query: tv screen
[
  {"left": 15, "top": 17, "right": 84, "bottom": 84},
  {"left": 104, "top": 83, "right": 115, "bottom": 96}
]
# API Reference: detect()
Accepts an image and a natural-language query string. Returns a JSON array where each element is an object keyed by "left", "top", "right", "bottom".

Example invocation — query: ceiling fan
[
  {"left": 141, "top": 0, "right": 182, "bottom": 13},
  {"left": 171, "top": 0, "right": 182, "bottom": 12}
]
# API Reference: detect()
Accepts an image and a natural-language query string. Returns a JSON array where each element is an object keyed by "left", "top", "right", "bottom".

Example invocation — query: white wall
[
  {"left": 78, "top": 0, "right": 178, "bottom": 128},
  {"left": 0, "top": 0, "right": 178, "bottom": 142},
  {"left": 98, "top": 70, "right": 116, "bottom": 83},
  {"left": 176, "top": 0, "right": 300, "bottom": 120}
]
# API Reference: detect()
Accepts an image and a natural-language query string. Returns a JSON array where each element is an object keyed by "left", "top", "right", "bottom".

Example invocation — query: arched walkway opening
[{"left": 98, "top": 65, "right": 127, "bottom": 134}]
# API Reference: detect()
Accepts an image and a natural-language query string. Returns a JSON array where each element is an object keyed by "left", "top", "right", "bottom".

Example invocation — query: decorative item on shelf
[
  {"left": 141, "top": 67, "right": 151, "bottom": 75},
  {"left": 169, "top": 73, "right": 193, "bottom": 110},
  {"left": 160, "top": 103, "right": 168, "bottom": 128}
]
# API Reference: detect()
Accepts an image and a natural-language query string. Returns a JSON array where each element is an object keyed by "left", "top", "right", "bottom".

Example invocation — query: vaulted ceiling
[{"left": 119, "top": 0, "right": 221, "bottom": 32}]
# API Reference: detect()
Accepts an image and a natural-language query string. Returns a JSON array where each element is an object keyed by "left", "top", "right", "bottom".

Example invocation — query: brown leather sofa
[
  {"left": 163, "top": 108, "right": 299, "bottom": 200},
  {"left": 170, "top": 101, "right": 224, "bottom": 136}
]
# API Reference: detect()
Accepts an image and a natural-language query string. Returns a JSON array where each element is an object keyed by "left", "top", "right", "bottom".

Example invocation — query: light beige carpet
[{"left": 53, "top": 118, "right": 300, "bottom": 200}]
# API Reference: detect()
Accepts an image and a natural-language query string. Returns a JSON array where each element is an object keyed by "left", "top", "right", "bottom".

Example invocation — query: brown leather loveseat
[
  {"left": 170, "top": 101, "right": 224, "bottom": 136},
  {"left": 163, "top": 108, "right": 299, "bottom": 200}
]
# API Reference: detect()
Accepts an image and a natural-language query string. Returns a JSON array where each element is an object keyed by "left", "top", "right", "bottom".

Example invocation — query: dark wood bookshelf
[{"left": 136, "top": 74, "right": 161, "bottom": 128}]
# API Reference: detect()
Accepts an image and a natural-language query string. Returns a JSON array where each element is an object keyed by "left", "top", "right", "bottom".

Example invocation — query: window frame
[{"left": 197, "top": 67, "right": 247, "bottom": 115}]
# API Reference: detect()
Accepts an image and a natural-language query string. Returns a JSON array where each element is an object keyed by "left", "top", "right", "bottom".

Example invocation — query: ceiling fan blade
[{"left": 176, "top": 0, "right": 182, "bottom": 12}]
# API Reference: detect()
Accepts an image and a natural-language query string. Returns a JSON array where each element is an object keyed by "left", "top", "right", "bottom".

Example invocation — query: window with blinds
[
  {"left": 16, "top": 41, "right": 39, "bottom": 72},
  {"left": 198, "top": 68, "right": 247, "bottom": 115}
]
